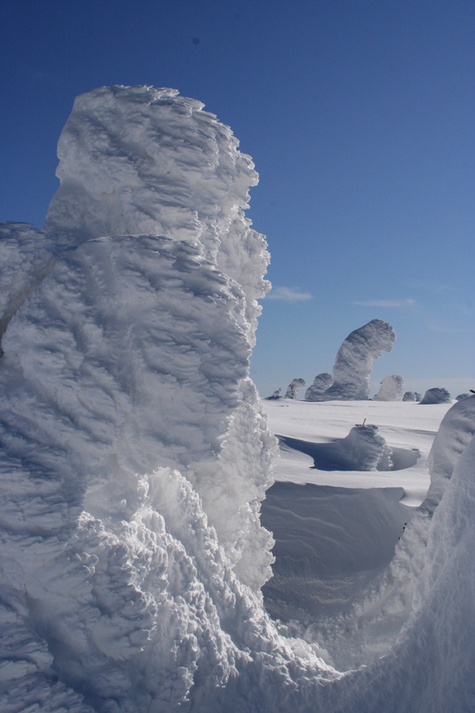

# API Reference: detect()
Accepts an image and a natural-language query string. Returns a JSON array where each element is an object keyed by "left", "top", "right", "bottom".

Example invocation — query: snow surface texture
[
  {"left": 321, "top": 319, "right": 396, "bottom": 400},
  {"left": 1, "top": 85, "right": 474, "bottom": 712},
  {"left": 420, "top": 387, "right": 452, "bottom": 404},
  {"left": 304, "top": 372, "right": 333, "bottom": 401},
  {"left": 0, "top": 222, "right": 54, "bottom": 354},
  {"left": 374, "top": 374, "right": 405, "bottom": 401},
  {"left": 285, "top": 377, "right": 306, "bottom": 399}
]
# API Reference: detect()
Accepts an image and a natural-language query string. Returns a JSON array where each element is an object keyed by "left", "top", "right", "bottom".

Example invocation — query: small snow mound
[
  {"left": 374, "top": 374, "right": 405, "bottom": 401},
  {"left": 403, "top": 391, "right": 422, "bottom": 402},
  {"left": 420, "top": 387, "right": 451, "bottom": 404},
  {"left": 455, "top": 393, "right": 471, "bottom": 401}
]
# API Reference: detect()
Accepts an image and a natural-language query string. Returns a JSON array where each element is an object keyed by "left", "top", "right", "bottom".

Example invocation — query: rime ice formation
[
  {"left": 456, "top": 393, "right": 471, "bottom": 401},
  {"left": 1, "top": 86, "right": 475, "bottom": 713},
  {"left": 304, "top": 372, "right": 333, "bottom": 401},
  {"left": 320, "top": 319, "right": 396, "bottom": 400},
  {"left": 279, "top": 424, "right": 397, "bottom": 471},
  {"left": 267, "top": 387, "right": 282, "bottom": 400},
  {"left": 403, "top": 391, "right": 422, "bottom": 402},
  {"left": 374, "top": 374, "right": 405, "bottom": 401},
  {"left": 285, "top": 377, "right": 306, "bottom": 399},
  {"left": 422, "top": 394, "right": 475, "bottom": 513},
  {"left": 420, "top": 387, "right": 451, "bottom": 404},
  {"left": 0, "top": 222, "right": 54, "bottom": 352}
]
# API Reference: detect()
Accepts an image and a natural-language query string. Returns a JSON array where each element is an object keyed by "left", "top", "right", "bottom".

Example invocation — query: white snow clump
[
  {"left": 420, "top": 387, "right": 451, "bottom": 404},
  {"left": 403, "top": 391, "right": 422, "bottom": 402},
  {"left": 374, "top": 374, "right": 405, "bottom": 401}
]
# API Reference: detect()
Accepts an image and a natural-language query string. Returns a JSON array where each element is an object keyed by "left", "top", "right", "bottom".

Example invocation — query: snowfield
[{"left": 0, "top": 85, "right": 474, "bottom": 713}]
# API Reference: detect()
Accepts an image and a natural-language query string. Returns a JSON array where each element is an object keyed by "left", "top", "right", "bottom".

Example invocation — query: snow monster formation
[
  {"left": 320, "top": 318, "right": 396, "bottom": 400},
  {"left": 374, "top": 374, "right": 405, "bottom": 401},
  {"left": 1, "top": 86, "right": 474, "bottom": 713},
  {"left": 285, "top": 377, "right": 306, "bottom": 399},
  {"left": 420, "top": 387, "right": 452, "bottom": 404},
  {"left": 304, "top": 372, "right": 333, "bottom": 401}
]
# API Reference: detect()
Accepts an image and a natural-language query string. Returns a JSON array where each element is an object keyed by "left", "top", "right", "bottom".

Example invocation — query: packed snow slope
[{"left": 0, "top": 86, "right": 474, "bottom": 712}]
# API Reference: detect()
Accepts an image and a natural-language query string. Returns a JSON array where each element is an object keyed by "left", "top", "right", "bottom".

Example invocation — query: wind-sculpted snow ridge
[
  {"left": 320, "top": 319, "right": 396, "bottom": 400},
  {"left": 374, "top": 374, "right": 405, "bottom": 401},
  {"left": 1, "top": 86, "right": 475, "bottom": 712}
]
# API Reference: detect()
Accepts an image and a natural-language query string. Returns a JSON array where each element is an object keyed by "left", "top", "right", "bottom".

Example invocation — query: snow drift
[{"left": 1, "top": 85, "right": 474, "bottom": 713}]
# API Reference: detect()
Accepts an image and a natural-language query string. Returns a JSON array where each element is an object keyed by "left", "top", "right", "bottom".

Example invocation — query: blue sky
[{"left": 1, "top": 0, "right": 473, "bottom": 397}]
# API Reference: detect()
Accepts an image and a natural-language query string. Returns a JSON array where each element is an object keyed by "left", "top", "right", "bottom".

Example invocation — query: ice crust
[
  {"left": 321, "top": 319, "right": 396, "bottom": 400},
  {"left": 1, "top": 86, "right": 474, "bottom": 712}
]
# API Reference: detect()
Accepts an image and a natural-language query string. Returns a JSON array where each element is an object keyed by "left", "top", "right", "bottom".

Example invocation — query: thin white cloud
[
  {"left": 266, "top": 286, "right": 312, "bottom": 302},
  {"left": 352, "top": 298, "right": 415, "bottom": 308}
]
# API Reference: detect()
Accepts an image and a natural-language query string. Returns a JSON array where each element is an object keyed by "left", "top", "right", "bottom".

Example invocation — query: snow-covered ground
[
  {"left": 261, "top": 398, "right": 454, "bottom": 669},
  {"left": 263, "top": 399, "right": 451, "bottom": 505}
]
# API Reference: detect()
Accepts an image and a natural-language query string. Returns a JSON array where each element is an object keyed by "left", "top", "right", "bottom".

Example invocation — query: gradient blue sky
[{"left": 1, "top": 0, "right": 473, "bottom": 397}]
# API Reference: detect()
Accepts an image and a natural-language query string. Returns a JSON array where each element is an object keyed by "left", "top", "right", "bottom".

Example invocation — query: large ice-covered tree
[{"left": 1, "top": 86, "right": 474, "bottom": 713}]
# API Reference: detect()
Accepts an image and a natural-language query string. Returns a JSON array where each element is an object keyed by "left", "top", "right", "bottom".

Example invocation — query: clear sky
[{"left": 1, "top": 0, "right": 473, "bottom": 398}]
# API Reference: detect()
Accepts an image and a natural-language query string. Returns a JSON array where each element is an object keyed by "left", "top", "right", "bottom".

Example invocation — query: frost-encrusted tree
[
  {"left": 320, "top": 319, "right": 396, "bottom": 400},
  {"left": 305, "top": 372, "right": 333, "bottom": 401},
  {"left": 285, "top": 377, "right": 306, "bottom": 399}
]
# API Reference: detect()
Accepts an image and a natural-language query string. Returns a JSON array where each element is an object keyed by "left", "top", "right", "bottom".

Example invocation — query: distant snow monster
[
  {"left": 403, "top": 391, "right": 422, "bottom": 402},
  {"left": 304, "top": 372, "right": 333, "bottom": 401},
  {"left": 374, "top": 374, "right": 405, "bottom": 401},
  {"left": 420, "top": 387, "right": 451, "bottom": 404},
  {"left": 320, "top": 318, "right": 396, "bottom": 400},
  {"left": 285, "top": 377, "right": 306, "bottom": 399}
]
